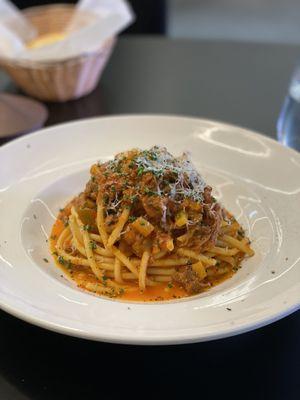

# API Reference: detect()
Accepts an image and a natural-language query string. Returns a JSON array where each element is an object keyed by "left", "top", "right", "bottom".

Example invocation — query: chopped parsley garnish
[
  {"left": 127, "top": 195, "right": 138, "bottom": 203},
  {"left": 89, "top": 240, "right": 97, "bottom": 250},
  {"left": 102, "top": 275, "right": 108, "bottom": 286},
  {"left": 58, "top": 256, "right": 64, "bottom": 264},
  {"left": 103, "top": 194, "right": 109, "bottom": 205},
  {"left": 43, "top": 258, "right": 49, "bottom": 263},
  {"left": 137, "top": 166, "right": 144, "bottom": 176},
  {"left": 115, "top": 164, "right": 122, "bottom": 173},
  {"left": 58, "top": 256, "right": 72, "bottom": 268},
  {"left": 128, "top": 161, "right": 135, "bottom": 168},
  {"left": 149, "top": 153, "right": 157, "bottom": 161},
  {"left": 144, "top": 187, "right": 157, "bottom": 196}
]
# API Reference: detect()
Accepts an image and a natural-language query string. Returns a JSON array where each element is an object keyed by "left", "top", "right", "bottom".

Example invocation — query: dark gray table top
[
  {"left": 0, "top": 37, "right": 299, "bottom": 400},
  {"left": 2, "top": 37, "right": 300, "bottom": 140}
]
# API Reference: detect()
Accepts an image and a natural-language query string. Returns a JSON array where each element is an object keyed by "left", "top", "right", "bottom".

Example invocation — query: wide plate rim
[{"left": 1, "top": 114, "right": 299, "bottom": 345}]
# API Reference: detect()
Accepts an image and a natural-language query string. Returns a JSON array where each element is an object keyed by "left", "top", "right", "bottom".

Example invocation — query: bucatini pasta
[{"left": 50, "top": 146, "right": 254, "bottom": 301}]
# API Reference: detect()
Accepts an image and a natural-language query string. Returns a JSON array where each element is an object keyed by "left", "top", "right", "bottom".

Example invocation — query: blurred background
[
  {"left": 12, "top": 0, "right": 300, "bottom": 42},
  {"left": 1, "top": 0, "right": 300, "bottom": 149},
  {"left": 0, "top": 3, "right": 300, "bottom": 400}
]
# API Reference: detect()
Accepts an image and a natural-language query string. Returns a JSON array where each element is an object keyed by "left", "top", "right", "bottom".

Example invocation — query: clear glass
[{"left": 277, "top": 66, "right": 300, "bottom": 151}]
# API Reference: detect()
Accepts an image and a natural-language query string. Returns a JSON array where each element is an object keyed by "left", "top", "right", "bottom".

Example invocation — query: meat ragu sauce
[{"left": 50, "top": 146, "right": 253, "bottom": 302}]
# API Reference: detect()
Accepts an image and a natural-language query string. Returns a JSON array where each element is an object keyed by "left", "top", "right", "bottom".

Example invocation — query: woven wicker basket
[{"left": 0, "top": 4, "right": 115, "bottom": 102}]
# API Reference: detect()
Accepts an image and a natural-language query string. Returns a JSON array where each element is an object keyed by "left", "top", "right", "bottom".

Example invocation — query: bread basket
[{"left": 0, "top": 4, "right": 115, "bottom": 102}]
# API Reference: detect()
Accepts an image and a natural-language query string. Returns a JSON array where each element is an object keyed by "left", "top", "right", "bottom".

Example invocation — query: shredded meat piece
[
  {"left": 141, "top": 195, "right": 165, "bottom": 221},
  {"left": 84, "top": 181, "right": 98, "bottom": 201},
  {"left": 201, "top": 202, "right": 222, "bottom": 249},
  {"left": 152, "top": 231, "right": 173, "bottom": 253},
  {"left": 203, "top": 186, "right": 213, "bottom": 203},
  {"left": 184, "top": 200, "right": 222, "bottom": 251},
  {"left": 70, "top": 192, "right": 88, "bottom": 209},
  {"left": 172, "top": 266, "right": 211, "bottom": 294}
]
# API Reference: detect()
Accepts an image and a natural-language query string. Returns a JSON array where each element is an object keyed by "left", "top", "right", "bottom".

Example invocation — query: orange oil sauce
[{"left": 49, "top": 214, "right": 188, "bottom": 302}]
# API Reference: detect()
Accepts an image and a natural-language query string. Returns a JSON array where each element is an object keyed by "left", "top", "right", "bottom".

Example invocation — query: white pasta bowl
[{"left": 0, "top": 115, "right": 299, "bottom": 344}]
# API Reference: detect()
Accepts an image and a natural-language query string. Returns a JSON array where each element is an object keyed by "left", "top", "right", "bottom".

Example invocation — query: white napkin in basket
[{"left": 0, "top": 0, "right": 134, "bottom": 62}]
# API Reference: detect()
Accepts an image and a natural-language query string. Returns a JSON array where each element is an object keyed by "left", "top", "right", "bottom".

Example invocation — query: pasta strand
[
  {"left": 96, "top": 198, "right": 108, "bottom": 248},
  {"left": 107, "top": 207, "right": 130, "bottom": 248},
  {"left": 139, "top": 250, "right": 150, "bottom": 290}
]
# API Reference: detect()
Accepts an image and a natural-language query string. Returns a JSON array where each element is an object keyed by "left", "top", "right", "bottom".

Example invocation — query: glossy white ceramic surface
[{"left": 0, "top": 115, "right": 299, "bottom": 344}]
